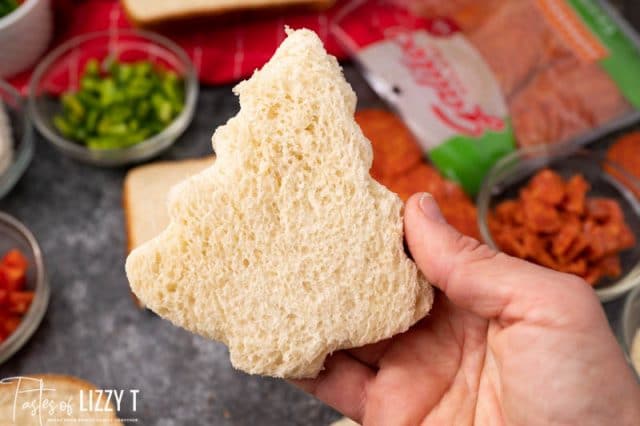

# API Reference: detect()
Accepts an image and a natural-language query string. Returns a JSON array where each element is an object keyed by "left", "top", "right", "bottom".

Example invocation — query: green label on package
[{"left": 568, "top": 0, "right": 640, "bottom": 108}]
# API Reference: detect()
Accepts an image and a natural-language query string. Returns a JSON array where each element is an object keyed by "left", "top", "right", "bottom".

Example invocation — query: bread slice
[
  {"left": 126, "top": 28, "right": 433, "bottom": 378},
  {"left": 0, "top": 374, "right": 123, "bottom": 425},
  {"left": 123, "top": 157, "right": 215, "bottom": 307},
  {"left": 122, "top": 0, "right": 335, "bottom": 27},
  {"left": 124, "top": 157, "right": 215, "bottom": 252}
]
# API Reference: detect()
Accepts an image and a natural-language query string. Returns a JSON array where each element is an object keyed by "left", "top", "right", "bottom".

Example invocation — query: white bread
[
  {"left": 124, "top": 157, "right": 215, "bottom": 307},
  {"left": 122, "top": 0, "right": 335, "bottom": 26},
  {"left": 124, "top": 157, "right": 215, "bottom": 252},
  {"left": 0, "top": 374, "right": 122, "bottom": 425},
  {"left": 125, "top": 28, "right": 433, "bottom": 378}
]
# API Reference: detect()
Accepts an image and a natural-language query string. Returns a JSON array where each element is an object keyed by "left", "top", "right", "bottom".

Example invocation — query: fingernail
[{"left": 419, "top": 193, "right": 446, "bottom": 224}]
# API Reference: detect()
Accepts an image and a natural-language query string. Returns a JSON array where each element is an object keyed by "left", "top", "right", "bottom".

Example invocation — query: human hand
[{"left": 294, "top": 193, "right": 640, "bottom": 425}]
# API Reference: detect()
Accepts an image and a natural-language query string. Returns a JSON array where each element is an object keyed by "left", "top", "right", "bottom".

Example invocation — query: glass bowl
[
  {"left": 0, "top": 79, "right": 34, "bottom": 199},
  {"left": 0, "top": 212, "right": 49, "bottom": 364},
  {"left": 28, "top": 29, "right": 198, "bottom": 167},
  {"left": 621, "top": 284, "right": 640, "bottom": 380},
  {"left": 477, "top": 144, "right": 640, "bottom": 302}
]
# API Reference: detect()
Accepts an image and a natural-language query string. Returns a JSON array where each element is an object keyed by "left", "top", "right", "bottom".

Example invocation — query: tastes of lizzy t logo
[{"left": 0, "top": 376, "right": 139, "bottom": 424}]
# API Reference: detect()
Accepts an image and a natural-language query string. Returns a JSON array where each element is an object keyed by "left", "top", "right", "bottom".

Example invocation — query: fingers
[
  {"left": 347, "top": 338, "right": 393, "bottom": 369},
  {"left": 290, "top": 352, "right": 374, "bottom": 423},
  {"left": 404, "top": 193, "right": 596, "bottom": 324}
]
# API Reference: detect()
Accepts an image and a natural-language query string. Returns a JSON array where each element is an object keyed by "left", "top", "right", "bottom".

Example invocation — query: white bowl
[{"left": 0, "top": 0, "right": 53, "bottom": 78}]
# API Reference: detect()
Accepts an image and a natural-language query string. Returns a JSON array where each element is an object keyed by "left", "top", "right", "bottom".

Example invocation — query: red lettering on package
[{"left": 387, "top": 28, "right": 505, "bottom": 136}]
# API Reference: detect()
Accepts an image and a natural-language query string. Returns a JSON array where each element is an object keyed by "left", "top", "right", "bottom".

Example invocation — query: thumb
[{"left": 404, "top": 193, "right": 598, "bottom": 323}]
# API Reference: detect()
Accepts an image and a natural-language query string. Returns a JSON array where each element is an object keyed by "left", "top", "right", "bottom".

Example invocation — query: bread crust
[
  {"left": 122, "top": 173, "right": 135, "bottom": 254},
  {"left": 123, "top": 171, "right": 145, "bottom": 307},
  {"left": 122, "top": 0, "right": 336, "bottom": 27}
]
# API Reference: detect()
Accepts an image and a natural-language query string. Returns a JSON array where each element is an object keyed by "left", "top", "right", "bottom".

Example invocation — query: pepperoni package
[{"left": 333, "top": 0, "right": 640, "bottom": 194}]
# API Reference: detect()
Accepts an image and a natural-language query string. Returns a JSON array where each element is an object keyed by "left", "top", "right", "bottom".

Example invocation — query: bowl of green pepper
[{"left": 28, "top": 29, "right": 198, "bottom": 166}]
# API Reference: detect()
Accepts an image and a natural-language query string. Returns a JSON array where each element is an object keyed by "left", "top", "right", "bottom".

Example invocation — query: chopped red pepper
[
  {"left": 0, "top": 249, "right": 34, "bottom": 343},
  {"left": 2, "top": 249, "right": 28, "bottom": 270}
]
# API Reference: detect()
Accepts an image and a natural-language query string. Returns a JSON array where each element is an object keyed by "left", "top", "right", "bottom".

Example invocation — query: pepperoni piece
[
  {"left": 552, "top": 220, "right": 580, "bottom": 258},
  {"left": 528, "top": 169, "right": 566, "bottom": 206},
  {"left": 565, "top": 174, "right": 590, "bottom": 215},
  {"left": 494, "top": 226, "right": 527, "bottom": 258},
  {"left": 387, "top": 164, "right": 444, "bottom": 202},
  {"left": 355, "top": 109, "right": 424, "bottom": 181},
  {"left": 587, "top": 198, "right": 624, "bottom": 223},
  {"left": 606, "top": 132, "right": 640, "bottom": 198},
  {"left": 562, "top": 258, "right": 587, "bottom": 277},
  {"left": 564, "top": 234, "right": 590, "bottom": 262},
  {"left": 390, "top": 164, "right": 480, "bottom": 239},
  {"left": 583, "top": 266, "right": 604, "bottom": 286},
  {"left": 599, "top": 255, "right": 622, "bottom": 279},
  {"left": 493, "top": 200, "right": 519, "bottom": 225},
  {"left": 523, "top": 195, "right": 561, "bottom": 233}
]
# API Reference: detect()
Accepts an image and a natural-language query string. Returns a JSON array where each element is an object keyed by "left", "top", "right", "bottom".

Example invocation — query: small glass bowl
[
  {"left": 0, "top": 79, "right": 34, "bottom": 199},
  {"left": 621, "top": 284, "right": 640, "bottom": 380},
  {"left": 0, "top": 212, "right": 49, "bottom": 364},
  {"left": 28, "top": 29, "right": 198, "bottom": 167},
  {"left": 477, "top": 144, "right": 640, "bottom": 302}
]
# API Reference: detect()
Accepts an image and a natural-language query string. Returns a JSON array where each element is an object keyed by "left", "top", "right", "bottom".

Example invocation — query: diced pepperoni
[
  {"left": 565, "top": 175, "right": 589, "bottom": 215},
  {"left": 490, "top": 170, "right": 635, "bottom": 286},
  {"left": 528, "top": 169, "right": 566, "bottom": 206}
]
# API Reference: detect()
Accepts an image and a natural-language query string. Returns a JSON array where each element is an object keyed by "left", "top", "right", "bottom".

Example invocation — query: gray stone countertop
[{"left": 0, "top": 61, "right": 630, "bottom": 426}]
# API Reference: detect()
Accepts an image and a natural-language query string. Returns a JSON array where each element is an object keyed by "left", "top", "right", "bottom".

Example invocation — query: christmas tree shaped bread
[{"left": 125, "top": 28, "right": 433, "bottom": 378}]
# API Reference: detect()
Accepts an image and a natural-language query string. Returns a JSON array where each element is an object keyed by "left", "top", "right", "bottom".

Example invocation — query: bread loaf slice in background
[
  {"left": 121, "top": 0, "right": 335, "bottom": 27},
  {"left": 126, "top": 28, "right": 433, "bottom": 378},
  {"left": 124, "top": 157, "right": 215, "bottom": 252}
]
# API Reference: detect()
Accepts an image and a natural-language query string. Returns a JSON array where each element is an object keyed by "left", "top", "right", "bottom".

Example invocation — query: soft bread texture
[
  {"left": 0, "top": 375, "right": 122, "bottom": 425},
  {"left": 122, "top": 0, "right": 335, "bottom": 26},
  {"left": 123, "top": 157, "right": 215, "bottom": 307},
  {"left": 126, "top": 28, "right": 433, "bottom": 378},
  {"left": 124, "top": 157, "right": 215, "bottom": 252}
]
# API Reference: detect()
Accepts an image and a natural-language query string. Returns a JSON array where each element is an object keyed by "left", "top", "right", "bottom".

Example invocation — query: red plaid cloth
[{"left": 8, "top": 0, "right": 349, "bottom": 93}]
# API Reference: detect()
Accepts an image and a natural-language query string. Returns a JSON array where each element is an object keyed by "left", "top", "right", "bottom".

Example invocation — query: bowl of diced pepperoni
[
  {"left": 477, "top": 144, "right": 640, "bottom": 302},
  {"left": 0, "top": 212, "right": 48, "bottom": 363}
]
